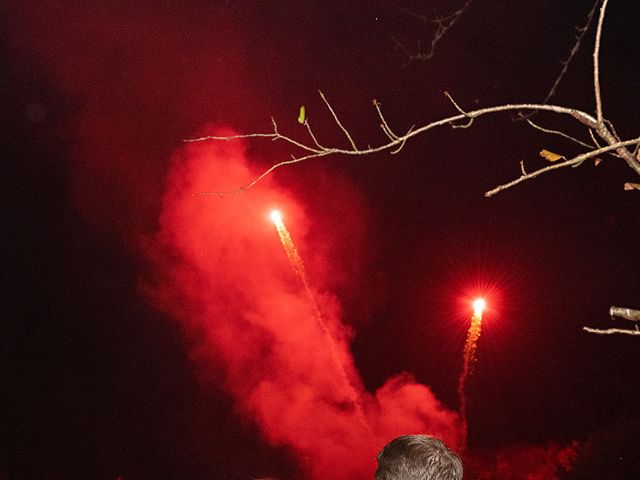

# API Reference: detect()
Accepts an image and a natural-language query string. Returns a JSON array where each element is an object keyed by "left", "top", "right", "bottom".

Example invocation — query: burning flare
[
  {"left": 269, "top": 209, "right": 370, "bottom": 432},
  {"left": 269, "top": 209, "right": 282, "bottom": 225},
  {"left": 473, "top": 298, "right": 486, "bottom": 318},
  {"left": 458, "top": 297, "right": 485, "bottom": 449},
  {"left": 270, "top": 209, "right": 309, "bottom": 285}
]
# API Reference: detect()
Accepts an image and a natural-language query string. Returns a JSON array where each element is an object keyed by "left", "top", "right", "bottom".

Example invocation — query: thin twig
[
  {"left": 589, "top": 128, "right": 602, "bottom": 149},
  {"left": 373, "top": 99, "right": 400, "bottom": 140},
  {"left": 390, "top": 125, "right": 414, "bottom": 154},
  {"left": 304, "top": 121, "right": 327, "bottom": 151},
  {"left": 525, "top": 118, "right": 593, "bottom": 148},
  {"left": 184, "top": 118, "right": 320, "bottom": 155},
  {"left": 192, "top": 150, "right": 334, "bottom": 196},
  {"left": 604, "top": 119, "right": 621, "bottom": 142},
  {"left": 593, "top": 0, "right": 609, "bottom": 127},
  {"left": 444, "top": 91, "right": 474, "bottom": 128},
  {"left": 319, "top": 90, "right": 358, "bottom": 150},
  {"left": 185, "top": 132, "right": 274, "bottom": 143}
]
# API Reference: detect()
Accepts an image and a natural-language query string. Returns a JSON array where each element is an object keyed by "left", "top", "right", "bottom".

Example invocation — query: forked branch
[
  {"left": 392, "top": 0, "right": 474, "bottom": 63},
  {"left": 187, "top": 90, "right": 638, "bottom": 197}
]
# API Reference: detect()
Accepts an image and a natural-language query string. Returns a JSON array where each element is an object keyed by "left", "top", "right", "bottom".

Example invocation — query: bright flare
[
  {"left": 458, "top": 298, "right": 486, "bottom": 450},
  {"left": 269, "top": 209, "right": 370, "bottom": 431},
  {"left": 473, "top": 298, "right": 486, "bottom": 318},
  {"left": 270, "top": 209, "right": 283, "bottom": 225},
  {"left": 271, "top": 211, "right": 307, "bottom": 284}
]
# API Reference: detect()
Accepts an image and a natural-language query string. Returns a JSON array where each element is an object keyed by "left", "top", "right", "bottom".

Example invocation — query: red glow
[
  {"left": 457, "top": 280, "right": 505, "bottom": 325},
  {"left": 145, "top": 135, "right": 465, "bottom": 480}
]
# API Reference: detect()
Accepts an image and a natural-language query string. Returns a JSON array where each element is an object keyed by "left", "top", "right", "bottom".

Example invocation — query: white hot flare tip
[
  {"left": 270, "top": 209, "right": 283, "bottom": 225},
  {"left": 473, "top": 298, "right": 486, "bottom": 317}
]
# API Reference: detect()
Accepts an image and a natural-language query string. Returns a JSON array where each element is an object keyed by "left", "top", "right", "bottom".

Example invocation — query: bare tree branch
[
  {"left": 393, "top": 0, "right": 474, "bottom": 63},
  {"left": 484, "top": 137, "right": 640, "bottom": 197},
  {"left": 188, "top": 92, "right": 615, "bottom": 195},
  {"left": 189, "top": 82, "right": 640, "bottom": 197},
  {"left": 188, "top": 0, "right": 640, "bottom": 199},
  {"left": 186, "top": 117, "right": 320, "bottom": 154}
]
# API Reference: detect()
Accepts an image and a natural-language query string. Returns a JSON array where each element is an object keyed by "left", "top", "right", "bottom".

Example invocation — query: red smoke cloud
[
  {"left": 468, "top": 441, "right": 579, "bottom": 479},
  {"left": 144, "top": 133, "right": 464, "bottom": 480}
]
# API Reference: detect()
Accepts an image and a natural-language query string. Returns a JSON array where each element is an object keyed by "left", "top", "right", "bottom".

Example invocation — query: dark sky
[{"left": 3, "top": 1, "right": 640, "bottom": 479}]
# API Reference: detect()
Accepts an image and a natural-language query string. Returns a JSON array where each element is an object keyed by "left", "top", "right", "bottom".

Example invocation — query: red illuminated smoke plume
[{"left": 145, "top": 136, "right": 464, "bottom": 480}]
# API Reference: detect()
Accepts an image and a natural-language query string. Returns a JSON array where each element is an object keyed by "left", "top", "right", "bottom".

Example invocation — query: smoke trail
[
  {"left": 271, "top": 211, "right": 371, "bottom": 433},
  {"left": 457, "top": 303, "right": 484, "bottom": 449},
  {"left": 272, "top": 214, "right": 312, "bottom": 294}
]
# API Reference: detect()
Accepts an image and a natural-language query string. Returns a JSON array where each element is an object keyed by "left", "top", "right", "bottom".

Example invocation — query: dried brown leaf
[{"left": 539, "top": 149, "right": 564, "bottom": 162}]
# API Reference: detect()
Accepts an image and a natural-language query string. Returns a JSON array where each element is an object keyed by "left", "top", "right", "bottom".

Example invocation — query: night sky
[{"left": 3, "top": 1, "right": 640, "bottom": 479}]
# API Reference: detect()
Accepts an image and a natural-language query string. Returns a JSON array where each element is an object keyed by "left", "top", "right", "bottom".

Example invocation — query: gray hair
[{"left": 375, "top": 435, "right": 463, "bottom": 480}]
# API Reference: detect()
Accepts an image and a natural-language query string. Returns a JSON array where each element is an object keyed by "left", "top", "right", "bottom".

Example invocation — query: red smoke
[
  {"left": 468, "top": 441, "right": 579, "bottom": 479},
  {"left": 144, "top": 134, "right": 464, "bottom": 480}
]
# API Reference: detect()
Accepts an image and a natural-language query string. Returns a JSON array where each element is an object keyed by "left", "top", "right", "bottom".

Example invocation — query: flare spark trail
[
  {"left": 270, "top": 209, "right": 312, "bottom": 295},
  {"left": 458, "top": 297, "right": 486, "bottom": 449},
  {"left": 269, "top": 209, "right": 370, "bottom": 431}
]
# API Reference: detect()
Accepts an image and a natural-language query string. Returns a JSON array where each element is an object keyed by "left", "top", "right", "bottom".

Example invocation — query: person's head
[{"left": 375, "top": 435, "right": 463, "bottom": 480}]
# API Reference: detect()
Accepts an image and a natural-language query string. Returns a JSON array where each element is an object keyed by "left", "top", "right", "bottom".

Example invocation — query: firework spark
[
  {"left": 270, "top": 210, "right": 310, "bottom": 289},
  {"left": 458, "top": 297, "right": 485, "bottom": 449},
  {"left": 270, "top": 209, "right": 370, "bottom": 430}
]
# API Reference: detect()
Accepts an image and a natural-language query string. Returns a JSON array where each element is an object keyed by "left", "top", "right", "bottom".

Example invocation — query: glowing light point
[
  {"left": 459, "top": 296, "right": 487, "bottom": 449},
  {"left": 473, "top": 298, "right": 486, "bottom": 318},
  {"left": 270, "top": 209, "right": 283, "bottom": 225}
]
